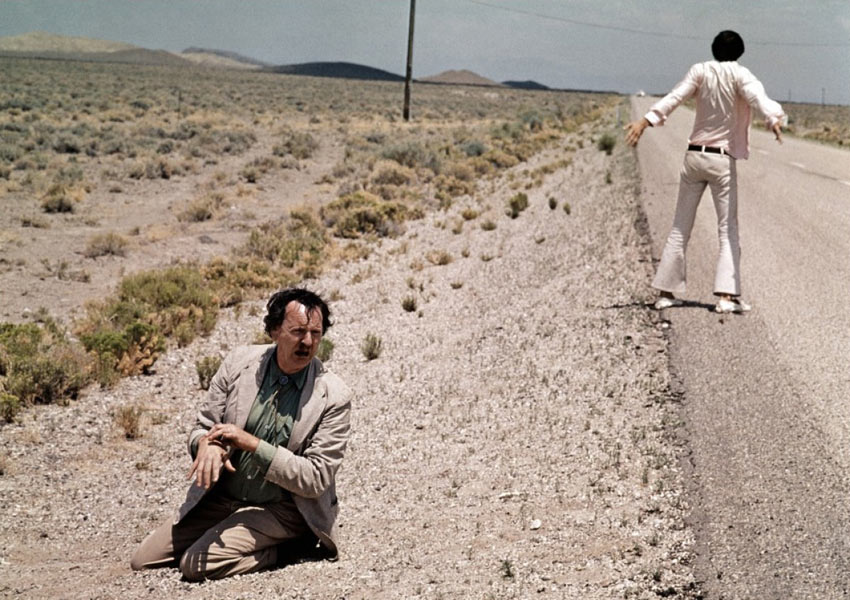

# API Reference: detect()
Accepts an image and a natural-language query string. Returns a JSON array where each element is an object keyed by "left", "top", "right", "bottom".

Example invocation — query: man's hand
[
  {"left": 772, "top": 122, "right": 783, "bottom": 144},
  {"left": 207, "top": 423, "right": 260, "bottom": 454},
  {"left": 188, "top": 435, "right": 235, "bottom": 490},
  {"left": 624, "top": 118, "right": 651, "bottom": 147}
]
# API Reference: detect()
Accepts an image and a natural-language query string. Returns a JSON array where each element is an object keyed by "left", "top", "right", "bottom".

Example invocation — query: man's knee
[
  {"left": 130, "top": 535, "right": 165, "bottom": 571},
  {"left": 179, "top": 546, "right": 234, "bottom": 581},
  {"left": 179, "top": 549, "right": 208, "bottom": 581},
  {"left": 129, "top": 549, "right": 147, "bottom": 572}
]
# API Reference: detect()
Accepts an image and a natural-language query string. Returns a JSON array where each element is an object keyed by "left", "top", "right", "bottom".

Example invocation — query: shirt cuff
[
  {"left": 644, "top": 111, "right": 662, "bottom": 126},
  {"left": 766, "top": 113, "right": 788, "bottom": 128},
  {"left": 254, "top": 440, "right": 277, "bottom": 475}
]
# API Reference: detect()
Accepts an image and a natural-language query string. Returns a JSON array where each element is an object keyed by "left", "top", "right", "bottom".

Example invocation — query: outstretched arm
[
  {"left": 738, "top": 66, "right": 785, "bottom": 145},
  {"left": 625, "top": 64, "right": 702, "bottom": 147}
]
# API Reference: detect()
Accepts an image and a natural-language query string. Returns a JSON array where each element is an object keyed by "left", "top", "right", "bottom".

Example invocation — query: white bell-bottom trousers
[{"left": 652, "top": 151, "right": 741, "bottom": 297}]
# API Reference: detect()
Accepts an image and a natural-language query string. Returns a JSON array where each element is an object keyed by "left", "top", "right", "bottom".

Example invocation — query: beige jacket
[{"left": 176, "top": 345, "right": 351, "bottom": 556}]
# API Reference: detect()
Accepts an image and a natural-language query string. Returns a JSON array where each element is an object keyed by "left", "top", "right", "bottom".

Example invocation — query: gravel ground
[{"left": 0, "top": 131, "right": 701, "bottom": 599}]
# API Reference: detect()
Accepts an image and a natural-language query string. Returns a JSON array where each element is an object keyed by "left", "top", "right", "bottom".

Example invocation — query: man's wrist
[{"left": 200, "top": 435, "right": 228, "bottom": 452}]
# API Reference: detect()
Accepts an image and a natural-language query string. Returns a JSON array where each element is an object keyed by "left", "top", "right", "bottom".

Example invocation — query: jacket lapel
[
  {"left": 287, "top": 358, "right": 326, "bottom": 451},
  {"left": 232, "top": 345, "right": 275, "bottom": 429}
]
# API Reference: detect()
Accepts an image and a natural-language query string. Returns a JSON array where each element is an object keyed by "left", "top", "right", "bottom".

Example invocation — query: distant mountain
[
  {"left": 182, "top": 47, "right": 268, "bottom": 69},
  {"left": 0, "top": 32, "right": 197, "bottom": 67},
  {"left": 0, "top": 48, "right": 194, "bottom": 67},
  {"left": 266, "top": 61, "right": 404, "bottom": 81},
  {"left": 503, "top": 80, "right": 550, "bottom": 91},
  {"left": 0, "top": 32, "right": 564, "bottom": 90},
  {"left": 0, "top": 34, "right": 403, "bottom": 79},
  {"left": 90, "top": 48, "right": 194, "bottom": 66},
  {"left": 420, "top": 69, "right": 502, "bottom": 87},
  {"left": 0, "top": 31, "right": 136, "bottom": 53}
]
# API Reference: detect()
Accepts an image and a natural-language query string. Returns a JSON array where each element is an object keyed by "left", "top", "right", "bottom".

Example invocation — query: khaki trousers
[
  {"left": 652, "top": 151, "right": 741, "bottom": 296},
  {"left": 130, "top": 489, "right": 310, "bottom": 581}
]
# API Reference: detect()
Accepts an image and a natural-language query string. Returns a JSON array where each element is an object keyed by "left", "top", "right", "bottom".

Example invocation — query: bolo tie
[{"left": 264, "top": 374, "right": 290, "bottom": 444}]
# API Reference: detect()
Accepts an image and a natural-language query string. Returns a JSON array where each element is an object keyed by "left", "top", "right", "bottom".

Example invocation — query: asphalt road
[{"left": 631, "top": 95, "right": 850, "bottom": 599}]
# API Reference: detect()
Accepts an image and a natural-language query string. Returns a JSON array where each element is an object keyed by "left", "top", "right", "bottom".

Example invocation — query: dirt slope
[{"left": 0, "top": 126, "right": 701, "bottom": 598}]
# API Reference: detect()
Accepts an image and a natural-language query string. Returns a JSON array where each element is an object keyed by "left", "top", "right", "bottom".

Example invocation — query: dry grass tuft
[
  {"left": 195, "top": 355, "right": 222, "bottom": 390},
  {"left": 84, "top": 232, "right": 129, "bottom": 258},
  {"left": 425, "top": 249, "right": 453, "bottom": 266},
  {"left": 115, "top": 404, "right": 146, "bottom": 439},
  {"left": 361, "top": 332, "right": 383, "bottom": 360}
]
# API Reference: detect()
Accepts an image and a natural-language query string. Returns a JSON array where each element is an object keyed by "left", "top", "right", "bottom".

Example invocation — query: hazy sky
[{"left": 1, "top": 0, "right": 849, "bottom": 105}]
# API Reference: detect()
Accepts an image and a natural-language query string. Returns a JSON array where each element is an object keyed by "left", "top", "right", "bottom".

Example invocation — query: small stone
[{"left": 530, "top": 519, "right": 542, "bottom": 530}]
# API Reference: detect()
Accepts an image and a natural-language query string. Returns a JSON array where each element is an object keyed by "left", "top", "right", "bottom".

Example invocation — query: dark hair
[
  {"left": 712, "top": 30, "right": 744, "bottom": 61},
  {"left": 263, "top": 288, "right": 332, "bottom": 336}
]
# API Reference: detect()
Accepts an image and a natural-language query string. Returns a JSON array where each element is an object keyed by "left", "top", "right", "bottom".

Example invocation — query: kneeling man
[{"left": 131, "top": 288, "right": 351, "bottom": 581}]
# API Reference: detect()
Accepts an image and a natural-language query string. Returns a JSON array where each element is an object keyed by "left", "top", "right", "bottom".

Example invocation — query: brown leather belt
[{"left": 688, "top": 144, "right": 727, "bottom": 155}]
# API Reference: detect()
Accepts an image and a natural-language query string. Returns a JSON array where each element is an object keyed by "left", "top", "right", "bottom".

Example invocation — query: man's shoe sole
[
  {"left": 654, "top": 297, "right": 683, "bottom": 310},
  {"left": 715, "top": 299, "right": 751, "bottom": 314}
]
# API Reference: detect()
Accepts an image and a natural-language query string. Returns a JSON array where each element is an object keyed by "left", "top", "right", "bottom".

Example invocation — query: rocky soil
[{"left": 0, "top": 132, "right": 702, "bottom": 598}]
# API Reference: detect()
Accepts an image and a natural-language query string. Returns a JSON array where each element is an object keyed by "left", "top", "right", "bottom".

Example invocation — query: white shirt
[{"left": 644, "top": 61, "right": 785, "bottom": 159}]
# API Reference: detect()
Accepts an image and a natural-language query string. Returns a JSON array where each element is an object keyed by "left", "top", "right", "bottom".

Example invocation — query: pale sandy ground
[
  {"left": 0, "top": 121, "right": 344, "bottom": 326},
  {"left": 0, "top": 121, "right": 702, "bottom": 598}
]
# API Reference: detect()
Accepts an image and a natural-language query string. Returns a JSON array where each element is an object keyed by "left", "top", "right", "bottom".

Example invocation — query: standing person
[
  {"left": 131, "top": 288, "right": 351, "bottom": 581},
  {"left": 625, "top": 30, "right": 785, "bottom": 313}
]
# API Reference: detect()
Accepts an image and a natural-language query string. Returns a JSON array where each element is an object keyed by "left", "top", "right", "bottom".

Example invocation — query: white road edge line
[{"left": 787, "top": 162, "right": 849, "bottom": 187}]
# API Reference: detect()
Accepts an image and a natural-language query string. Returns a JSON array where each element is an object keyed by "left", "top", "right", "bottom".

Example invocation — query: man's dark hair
[
  {"left": 263, "top": 288, "right": 332, "bottom": 336},
  {"left": 712, "top": 30, "right": 745, "bottom": 61}
]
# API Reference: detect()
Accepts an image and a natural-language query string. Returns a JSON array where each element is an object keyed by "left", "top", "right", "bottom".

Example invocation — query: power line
[{"left": 465, "top": 0, "right": 850, "bottom": 47}]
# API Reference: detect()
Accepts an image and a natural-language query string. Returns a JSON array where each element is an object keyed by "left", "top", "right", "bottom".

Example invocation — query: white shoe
[
  {"left": 715, "top": 298, "right": 751, "bottom": 314},
  {"left": 654, "top": 296, "right": 683, "bottom": 310}
]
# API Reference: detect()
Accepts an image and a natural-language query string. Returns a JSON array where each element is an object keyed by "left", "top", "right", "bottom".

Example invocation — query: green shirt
[{"left": 220, "top": 358, "right": 306, "bottom": 504}]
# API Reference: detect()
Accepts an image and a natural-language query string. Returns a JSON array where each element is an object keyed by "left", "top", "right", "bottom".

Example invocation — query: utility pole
[{"left": 403, "top": 0, "right": 416, "bottom": 121}]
